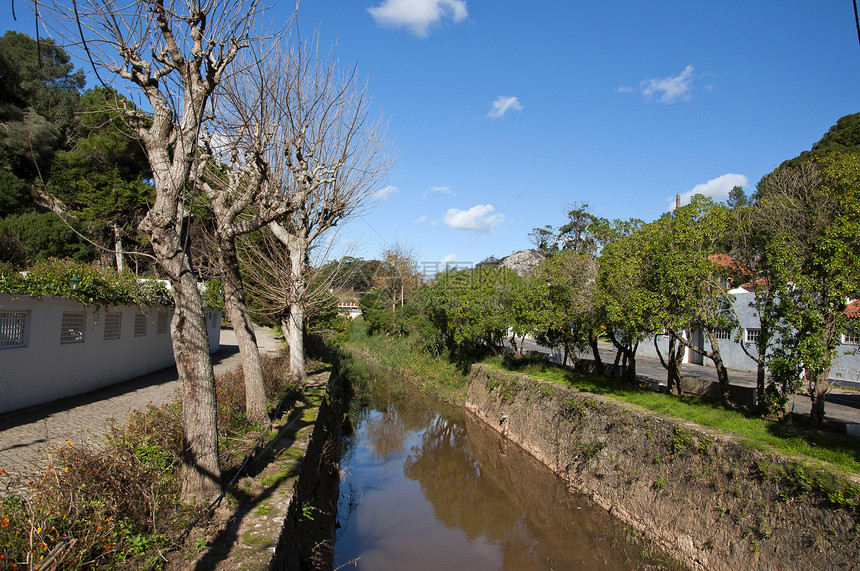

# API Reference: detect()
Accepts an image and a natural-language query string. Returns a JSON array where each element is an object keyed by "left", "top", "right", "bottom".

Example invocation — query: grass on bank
[
  {"left": 0, "top": 352, "right": 300, "bottom": 570},
  {"left": 484, "top": 355, "right": 860, "bottom": 477},
  {"left": 343, "top": 319, "right": 468, "bottom": 403}
]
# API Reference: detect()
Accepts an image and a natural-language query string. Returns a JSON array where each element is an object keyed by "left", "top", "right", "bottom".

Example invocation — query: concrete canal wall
[{"left": 466, "top": 364, "right": 860, "bottom": 571}]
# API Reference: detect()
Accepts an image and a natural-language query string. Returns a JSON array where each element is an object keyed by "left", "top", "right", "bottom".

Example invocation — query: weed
[
  {"left": 654, "top": 477, "right": 666, "bottom": 492},
  {"left": 671, "top": 426, "right": 692, "bottom": 453}
]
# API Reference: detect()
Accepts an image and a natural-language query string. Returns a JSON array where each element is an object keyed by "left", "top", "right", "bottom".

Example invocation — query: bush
[{"left": 0, "top": 352, "right": 299, "bottom": 569}]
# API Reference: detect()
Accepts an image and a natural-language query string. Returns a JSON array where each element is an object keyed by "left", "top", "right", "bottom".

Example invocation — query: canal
[{"left": 333, "top": 368, "right": 676, "bottom": 570}]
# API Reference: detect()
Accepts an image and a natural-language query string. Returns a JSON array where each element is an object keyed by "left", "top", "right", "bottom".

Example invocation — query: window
[
  {"left": 156, "top": 308, "right": 169, "bottom": 334},
  {"left": 61, "top": 312, "right": 85, "bottom": 344},
  {"left": 843, "top": 328, "right": 859, "bottom": 346},
  {"left": 713, "top": 328, "right": 732, "bottom": 341},
  {"left": 104, "top": 312, "right": 121, "bottom": 340},
  {"left": 134, "top": 312, "right": 147, "bottom": 337},
  {"left": 745, "top": 328, "right": 760, "bottom": 344},
  {"left": 0, "top": 311, "right": 28, "bottom": 348}
]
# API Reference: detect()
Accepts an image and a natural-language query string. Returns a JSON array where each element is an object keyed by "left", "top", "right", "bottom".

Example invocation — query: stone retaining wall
[{"left": 466, "top": 364, "right": 860, "bottom": 571}]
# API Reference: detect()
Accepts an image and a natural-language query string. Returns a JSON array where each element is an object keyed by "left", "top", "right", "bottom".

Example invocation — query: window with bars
[
  {"left": 713, "top": 328, "right": 732, "bottom": 340},
  {"left": 0, "top": 311, "right": 28, "bottom": 348},
  {"left": 843, "top": 328, "right": 859, "bottom": 345},
  {"left": 157, "top": 308, "right": 169, "bottom": 334},
  {"left": 104, "top": 312, "right": 121, "bottom": 340},
  {"left": 61, "top": 312, "right": 85, "bottom": 344},
  {"left": 134, "top": 313, "right": 147, "bottom": 337},
  {"left": 745, "top": 328, "right": 760, "bottom": 344}
]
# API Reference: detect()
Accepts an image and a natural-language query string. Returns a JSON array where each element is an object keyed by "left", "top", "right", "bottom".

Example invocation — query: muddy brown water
[{"left": 333, "top": 373, "right": 677, "bottom": 570}]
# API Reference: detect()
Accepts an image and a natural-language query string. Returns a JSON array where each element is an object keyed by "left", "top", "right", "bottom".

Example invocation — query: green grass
[
  {"left": 344, "top": 319, "right": 468, "bottom": 402},
  {"left": 483, "top": 355, "right": 860, "bottom": 476}
]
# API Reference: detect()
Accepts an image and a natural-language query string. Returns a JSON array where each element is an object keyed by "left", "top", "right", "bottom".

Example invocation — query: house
[{"left": 636, "top": 289, "right": 860, "bottom": 387}]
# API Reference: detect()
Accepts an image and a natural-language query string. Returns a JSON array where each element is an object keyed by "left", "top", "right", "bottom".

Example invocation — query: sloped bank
[{"left": 467, "top": 364, "right": 860, "bottom": 571}]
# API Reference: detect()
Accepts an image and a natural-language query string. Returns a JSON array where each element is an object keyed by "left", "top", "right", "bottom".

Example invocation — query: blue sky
[
  {"left": 287, "top": 1, "right": 859, "bottom": 270},
  {"left": 5, "top": 1, "right": 859, "bottom": 271}
]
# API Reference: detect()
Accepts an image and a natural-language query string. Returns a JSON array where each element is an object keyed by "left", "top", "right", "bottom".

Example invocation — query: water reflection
[{"left": 335, "top": 374, "right": 673, "bottom": 570}]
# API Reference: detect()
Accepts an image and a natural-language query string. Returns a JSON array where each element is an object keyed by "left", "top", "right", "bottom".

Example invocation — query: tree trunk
[
  {"left": 287, "top": 239, "right": 308, "bottom": 381},
  {"left": 808, "top": 368, "right": 830, "bottom": 428},
  {"left": 655, "top": 335, "right": 682, "bottom": 395},
  {"left": 607, "top": 332, "right": 637, "bottom": 383},
  {"left": 147, "top": 224, "right": 221, "bottom": 502},
  {"left": 113, "top": 223, "right": 125, "bottom": 272},
  {"left": 218, "top": 235, "right": 268, "bottom": 423},
  {"left": 588, "top": 334, "right": 603, "bottom": 370},
  {"left": 704, "top": 331, "right": 733, "bottom": 406},
  {"left": 564, "top": 339, "right": 581, "bottom": 370}
]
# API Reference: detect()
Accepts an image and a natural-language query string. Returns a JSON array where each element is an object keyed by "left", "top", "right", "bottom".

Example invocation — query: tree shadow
[{"left": 193, "top": 397, "right": 315, "bottom": 570}]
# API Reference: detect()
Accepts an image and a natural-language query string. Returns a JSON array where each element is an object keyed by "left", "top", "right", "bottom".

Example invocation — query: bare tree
[
  {"left": 193, "top": 42, "right": 305, "bottom": 423},
  {"left": 264, "top": 36, "right": 393, "bottom": 380},
  {"left": 373, "top": 241, "right": 421, "bottom": 311},
  {"left": 41, "top": 0, "right": 265, "bottom": 501},
  {"left": 237, "top": 226, "right": 346, "bottom": 337}
]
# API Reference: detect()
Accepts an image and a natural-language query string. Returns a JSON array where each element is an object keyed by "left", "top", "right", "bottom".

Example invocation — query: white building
[{"left": 0, "top": 294, "right": 221, "bottom": 413}]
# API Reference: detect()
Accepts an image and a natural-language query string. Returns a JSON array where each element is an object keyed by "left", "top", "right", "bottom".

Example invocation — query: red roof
[
  {"left": 847, "top": 300, "right": 860, "bottom": 319},
  {"left": 708, "top": 254, "right": 752, "bottom": 275}
]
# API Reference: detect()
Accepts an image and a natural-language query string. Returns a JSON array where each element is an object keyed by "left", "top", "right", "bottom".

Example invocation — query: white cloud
[
  {"left": 368, "top": 0, "right": 467, "bottom": 38},
  {"left": 421, "top": 185, "right": 455, "bottom": 199},
  {"left": 488, "top": 96, "right": 523, "bottom": 119},
  {"left": 415, "top": 215, "right": 427, "bottom": 223},
  {"left": 443, "top": 204, "right": 503, "bottom": 230},
  {"left": 376, "top": 185, "right": 399, "bottom": 199},
  {"left": 441, "top": 253, "right": 457, "bottom": 265},
  {"left": 640, "top": 65, "right": 695, "bottom": 103},
  {"left": 671, "top": 173, "right": 749, "bottom": 210},
  {"left": 615, "top": 86, "right": 634, "bottom": 94}
]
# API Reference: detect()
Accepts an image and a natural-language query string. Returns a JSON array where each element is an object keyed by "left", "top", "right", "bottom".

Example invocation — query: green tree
[
  {"left": 754, "top": 154, "right": 860, "bottom": 426},
  {"left": 0, "top": 212, "right": 94, "bottom": 266},
  {"left": 47, "top": 87, "right": 154, "bottom": 270},
  {"left": 643, "top": 196, "right": 737, "bottom": 401},
  {"left": 0, "top": 169, "right": 35, "bottom": 216},
  {"left": 0, "top": 31, "right": 84, "bottom": 179},
  {"left": 522, "top": 250, "right": 600, "bottom": 367},
  {"left": 726, "top": 185, "right": 749, "bottom": 209},
  {"left": 595, "top": 218, "right": 651, "bottom": 382}
]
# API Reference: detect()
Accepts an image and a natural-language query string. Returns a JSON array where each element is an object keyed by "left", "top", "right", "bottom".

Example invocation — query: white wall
[{"left": 0, "top": 294, "right": 221, "bottom": 413}]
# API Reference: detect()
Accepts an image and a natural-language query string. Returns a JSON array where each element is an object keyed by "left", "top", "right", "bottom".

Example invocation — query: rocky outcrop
[{"left": 499, "top": 249, "right": 546, "bottom": 276}]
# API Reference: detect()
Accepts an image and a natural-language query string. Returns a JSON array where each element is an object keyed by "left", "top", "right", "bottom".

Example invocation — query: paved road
[
  {"left": 520, "top": 338, "right": 860, "bottom": 430},
  {"left": 0, "top": 325, "right": 283, "bottom": 486}
]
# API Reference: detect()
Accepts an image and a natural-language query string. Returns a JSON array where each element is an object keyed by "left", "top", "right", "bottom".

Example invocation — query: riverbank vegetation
[
  {"left": 484, "top": 355, "right": 860, "bottom": 477},
  {"left": 0, "top": 353, "right": 300, "bottom": 569},
  {"left": 352, "top": 116, "right": 860, "bottom": 429},
  {"left": 345, "top": 315, "right": 860, "bottom": 480}
]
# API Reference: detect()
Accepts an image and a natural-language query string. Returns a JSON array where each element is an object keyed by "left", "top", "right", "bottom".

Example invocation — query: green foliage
[
  {"left": 671, "top": 426, "right": 693, "bottom": 453},
  {"left": 0, "top": 258, "right": 171, "bottom": 309},
  {"left": 0, "top": 212, "right": 94, "bottom": 266},
  {"left": 0, "top": 31, "right": 84, "bottom": 179},
  {"left": 343, "top": 317, "right": 468, "bottom": 402},
  {"left": 202, "top": 278, "right": 224, "bottom": 311},
  {"left": 358, "top": 288, "right": 395, "bottom": 334},
  {"left": 0, "top": 169, "right": 35, "bottom": 217}
]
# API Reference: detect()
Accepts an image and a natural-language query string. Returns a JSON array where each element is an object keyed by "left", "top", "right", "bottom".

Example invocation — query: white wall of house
[
  {"left": 635, "top": 289, "right": 859, "bottom": 384},
  {"left": 0, "top": 294, "right": 221, "bottom": 413}
]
